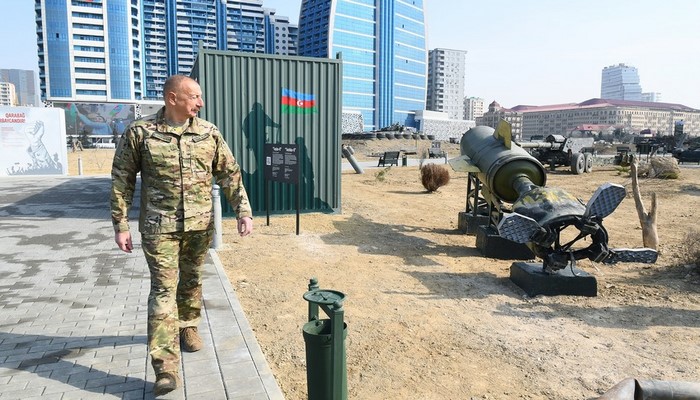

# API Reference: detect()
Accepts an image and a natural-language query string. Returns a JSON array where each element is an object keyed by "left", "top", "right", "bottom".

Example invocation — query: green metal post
[
  {"left": 308, "top": 277, "right": 319, "bottom": 322},
  {"left": 302, "top": 280, "right": 347, "bottom": 400},
  {"left": 330, "top": 301, "right": 345, "bottom": 400}
]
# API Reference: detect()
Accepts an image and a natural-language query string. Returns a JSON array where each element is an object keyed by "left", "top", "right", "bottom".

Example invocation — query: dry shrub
[
  {"left": 375, "top": 166, "right": 391, "bottom": 182},
  {"left": 684, "top": 229, "right": 700, "bottom": 266},
  {"left": 420, "top": 163, "right": 450, "bottom": 192}
]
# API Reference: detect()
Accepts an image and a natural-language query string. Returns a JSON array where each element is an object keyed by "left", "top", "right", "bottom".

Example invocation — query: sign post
[{"left": 264, "top": 144, "right": 301, "bottom": 235}]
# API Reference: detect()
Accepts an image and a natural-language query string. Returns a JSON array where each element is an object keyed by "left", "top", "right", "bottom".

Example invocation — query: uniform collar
[{"left": 155, "top": 107, "right": 197, "bottom": 135}]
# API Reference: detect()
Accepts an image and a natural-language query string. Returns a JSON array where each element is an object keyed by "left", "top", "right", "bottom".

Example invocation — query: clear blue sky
[{"left": 4, "top": 1, "right": 698, "bottom": 109}]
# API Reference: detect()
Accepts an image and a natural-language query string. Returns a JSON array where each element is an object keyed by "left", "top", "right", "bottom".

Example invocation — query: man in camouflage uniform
[{"left": 111, "top": 75, "right": 253, "bottom": 396}]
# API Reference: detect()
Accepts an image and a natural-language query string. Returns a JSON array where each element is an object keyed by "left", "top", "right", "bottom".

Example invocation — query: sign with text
[
  {"left": 264, "top": 144, "right": 299, "bottom": 184},
  {"left": 0, "top": 107, "right": 67, "bottom": 176}
]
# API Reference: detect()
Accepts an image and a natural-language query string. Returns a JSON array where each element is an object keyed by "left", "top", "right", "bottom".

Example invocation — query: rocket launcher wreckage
[{"left": 449, "top": 121, "right": 657, "bottom": 273}]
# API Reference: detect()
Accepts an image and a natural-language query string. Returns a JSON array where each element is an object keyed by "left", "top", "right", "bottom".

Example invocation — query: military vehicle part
[
  {"left": 450, "top": 121, "right": 657, "bottom": 283},
  {"left": 518, "top": 134, "right": 595, "bottom": 174}
]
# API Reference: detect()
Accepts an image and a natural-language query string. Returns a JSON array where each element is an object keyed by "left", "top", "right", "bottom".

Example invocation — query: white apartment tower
[
  {"left": 0, "top": 82, "right": 18, "bottom": 106},
  {"left": 601, "top": 63, "right": 642, "bottom": 101},
  {"left": 427, "top": 48, "right": 467, "bottom": 119},
  {"left": 464, "top": 96, "right": 485, "bottom": 120}
]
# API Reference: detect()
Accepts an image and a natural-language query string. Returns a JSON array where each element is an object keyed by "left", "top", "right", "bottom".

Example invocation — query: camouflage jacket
[{"left": 110, "top": 107, "right": 252, "bottom": 234}]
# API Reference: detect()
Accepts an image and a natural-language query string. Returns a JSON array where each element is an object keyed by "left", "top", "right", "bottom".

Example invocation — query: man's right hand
[{"left": 115, "top": 231, "right": 133, "bottom": 253}]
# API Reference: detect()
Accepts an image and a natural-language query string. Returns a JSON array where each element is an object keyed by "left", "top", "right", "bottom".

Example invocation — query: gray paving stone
[
  {"left": 0, "top": 380, "right": 28, "bottom": 393},
  {"left": 85, "top": 375, "right": 128, "bottom": 389},
  {"left": 0, "top": 347, "right": 30, "bottom": 358},
  {"left": 34, "top": 360, "right": 73, "bottom": 373},
  {"left": 230, "top": 392, "right": 272, "bottom": 400},
  {"left": 0, "top": 176, "right": 284, "bottom": 400},
  {"left": 104, "top": 378, "right": 147, "bottom": 395},
  {"left": 224, "top": 375, "right": 268, "bottom": 398},
  {"left": 0, "top": 386, "right": 45, "bottom": 399},
  {"left": 185, "top": 372, "right": 226, "bottom": 395},
  {"left": 21, "top": 394, "right": 64, "bottom": 400},
  {"left": 67, "top": 369, "right": 110, "bottom": 384},
  {"left": 220, "top": 360, "right": 259, "bottom": 379},
  {"left": 121, "top": 389, "right": 149, "bottom": 400},
  {"left": 181, "top": 358, "right": 220, "bottom": 378}
]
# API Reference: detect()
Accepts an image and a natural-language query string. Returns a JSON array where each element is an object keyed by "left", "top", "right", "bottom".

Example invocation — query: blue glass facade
[
  {"left": 298, "top": 0, "right": 427, "bottom": 130},
  {"left": 43, "top": 0, "right": 72, "bottom": 98},
  {"left": 142, "top": 0, "right": 169, "bottom": 99},
  {"left": 600, "top": 64, "right": 643, "bottom": 101},
  {"left": 142, "top": 0, "right": 277, "bottom": 99},
  {"left": 36, "top": 0, "right": 141, "bottom": 100},
  {"left": 106, "top": 0, "right": 132, "bottom": 100}
]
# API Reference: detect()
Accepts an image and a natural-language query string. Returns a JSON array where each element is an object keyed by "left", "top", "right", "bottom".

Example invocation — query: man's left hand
[{"left": 238, "top": 216, "right": 253, "bottom": 237}]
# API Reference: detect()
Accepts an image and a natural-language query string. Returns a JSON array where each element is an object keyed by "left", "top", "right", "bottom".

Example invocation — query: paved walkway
[{"left": 0, "top": 176, "right": 284, "bottom": 399}]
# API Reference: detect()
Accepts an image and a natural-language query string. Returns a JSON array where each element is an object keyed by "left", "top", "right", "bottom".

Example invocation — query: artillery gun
[
  {"left": 670, "top": 120, "right": 700, "bottom": 163},
  {"left": 449, "top": 121, "right": 657, "bottom": 296},
  {"left": 517, "top": 134, "right": 595, "bottom": 174}
]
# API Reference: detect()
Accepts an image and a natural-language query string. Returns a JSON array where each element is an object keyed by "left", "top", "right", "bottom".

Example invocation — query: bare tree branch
[{"left": 630, "top": 155, "right": 659, "bottom": 249}]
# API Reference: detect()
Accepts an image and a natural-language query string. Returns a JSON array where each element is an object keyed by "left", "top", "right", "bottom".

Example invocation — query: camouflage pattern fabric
[
  {"left": 142, "top": 230, "right": 212, "bottom": 374},
  {"left": 110, "top": 106, "right": 252, "bottom": 374},
  {"left": 110, "top": 107, "right": 252, "bottom": 234}
]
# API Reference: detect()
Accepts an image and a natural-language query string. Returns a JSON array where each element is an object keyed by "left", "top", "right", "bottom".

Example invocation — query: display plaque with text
[
  {"left": 264, "top": 144, "right": 299, "bottom": 184},
  {"left": 263, "top": 143, "right": 301, "bottom": 234}
]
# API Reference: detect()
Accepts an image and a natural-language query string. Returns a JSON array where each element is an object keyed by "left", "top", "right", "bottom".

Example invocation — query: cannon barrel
[
  {"left": 456, "top": 125, "right": 547, "bottom": 203},
  {"left": 518, "top": 141, "right": 558, "bottom": 149}
]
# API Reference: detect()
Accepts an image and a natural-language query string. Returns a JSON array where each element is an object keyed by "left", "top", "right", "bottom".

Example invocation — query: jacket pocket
[
  {"left": 190, "top": 135, "right": 216, "bottom": 177},
  {"left": 145, "top": 133, "right": 179, "bottom": 175}
]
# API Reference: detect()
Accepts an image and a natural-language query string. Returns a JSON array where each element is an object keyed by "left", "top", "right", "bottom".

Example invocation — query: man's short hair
[{"left": 163, "top": 75, "right": 193, "bottom": 99}]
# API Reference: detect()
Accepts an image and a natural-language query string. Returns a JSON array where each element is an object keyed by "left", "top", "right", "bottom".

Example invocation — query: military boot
[
  {"left": 154, "top": 372, "right": 180, "bottom": 396},
  {"left": 180, "top": 327, "right": 203, "bottom": 352}
]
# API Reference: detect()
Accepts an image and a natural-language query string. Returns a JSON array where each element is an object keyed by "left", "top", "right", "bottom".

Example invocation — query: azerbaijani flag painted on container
[{"left": 281, "top": 88, "right": 317, "bottom": 114}]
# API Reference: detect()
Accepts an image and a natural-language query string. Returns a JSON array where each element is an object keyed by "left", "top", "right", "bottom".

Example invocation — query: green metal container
[
  {"left": 303, "top": 282, "right": 347, "bottom": 400},
  {"left": 191, "top": 49, "right": 343, "bottom": 215},
  {"left": 302, "top": 319, "right": 348, "bottom": 400}
]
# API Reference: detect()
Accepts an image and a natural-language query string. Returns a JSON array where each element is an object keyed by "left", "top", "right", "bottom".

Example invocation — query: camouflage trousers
[{"left": 141, "top": 229, "right": 212, "bottom": 375}]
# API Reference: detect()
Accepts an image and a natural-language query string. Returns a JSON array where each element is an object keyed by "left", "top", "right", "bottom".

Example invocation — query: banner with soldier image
[
  {"left": 0, "top": 107, "right": 67, "bottom": 176},
  {"left": 53, "top": 102, "right": 136, "bottom": 148}
]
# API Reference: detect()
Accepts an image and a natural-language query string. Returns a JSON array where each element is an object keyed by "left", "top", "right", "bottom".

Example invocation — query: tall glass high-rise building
[
  {"left": 35, "top": 0, "right": 296, "bottom": 102},
  {"left": 297, "top": 0, "right": 427, "bottom": 130},
  {"left": 600, "top": 63, "right": 642, "bottom": 101},
  {"left": 36, "top": 0, "right": 142, "bottom": 102}
]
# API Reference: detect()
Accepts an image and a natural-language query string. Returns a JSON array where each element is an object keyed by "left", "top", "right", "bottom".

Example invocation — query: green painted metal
[
  {"left": 303, "top": 278, "right": 348, "bottom": 400},
  {"left": 191, "top": 49, "right": 343, "bottom": 216}
]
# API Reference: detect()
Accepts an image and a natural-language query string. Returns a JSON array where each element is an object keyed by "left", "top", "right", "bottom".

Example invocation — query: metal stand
[
  {"left": 475, "top": 225, "right": 534, "bottom": 260},
  {"left": 458, "top": 212, "right": 490, "bottom": 235},
  {"left": 510, "top": 262, "right": 597, "bottom": 297}
]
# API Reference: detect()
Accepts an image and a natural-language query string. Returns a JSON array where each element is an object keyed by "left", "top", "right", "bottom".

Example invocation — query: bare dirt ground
[
  {"left": 66, "top": 148, "right": 115, "bottom": 176},
  {"left": 70, "top": 145, "right": 700, "bottom": 400}
]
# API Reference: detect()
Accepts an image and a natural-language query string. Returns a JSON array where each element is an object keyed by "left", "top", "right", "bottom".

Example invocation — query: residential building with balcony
[
  {"left": 36, "top": 0, "right": 142, "bottom": 102},
  {"left": 35, "top": 0, "right": 297, "bottom": 102},
  {"left": 463, "top": 96, "right": 485, "bottom": 121},
  {"left": 0, "top": 82, "right": 18, "bottom": 106},
  {"left": 264, "top": 10, "right": 298, "bottom": 56},
  {"left": 426, "top": 48, "right": 467, "bottom": 120}
]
